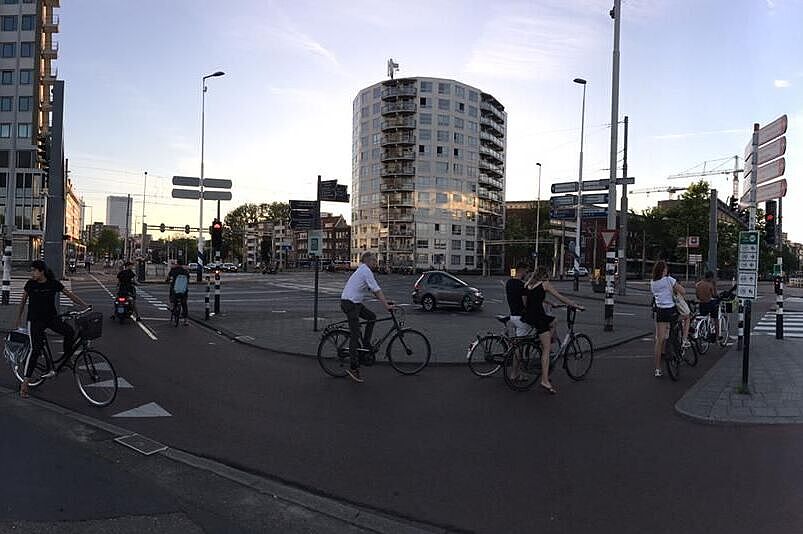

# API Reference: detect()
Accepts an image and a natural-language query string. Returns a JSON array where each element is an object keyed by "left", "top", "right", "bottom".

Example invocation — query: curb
[{"left": 0, "top": 383, "right": 449, "bottom": 533}]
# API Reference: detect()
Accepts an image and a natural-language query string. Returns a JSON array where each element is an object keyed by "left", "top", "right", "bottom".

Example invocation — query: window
[
  {"left": 453, "top": 193, "right": 462, "bottom": 203},
  {"left": 455, "top": 85, "right": 465, "bottom": 98},
  {"left": 466, "top": 211, "right": 476, "bottom": 222},
  {"left": 372, "top": 133, "right": 380, "bottom": 145},
  {"left": 465, "top": 255, "right": 475, "bottom": 266},
  {"left": 436, "top": 193, "right": 448, "bottom": 204},
  {"left": 433, "top": 254, "right": 445, "bottom": 265},
  {"left": 20, "top": 42, "right": 32, "bottom": 57},
  {"left": 0, "top": 151, "right": 7, "bottom": 167},
  {"left": 434, "top": 223, "right": 441, "bottom": 232},
  {"left": 361, "top": 106, "right": 369, "bottom": 117},
  {"left": 453, "top": 164, "right": 463, "bottom": 175},
  {"left": 419, "top": 96, "right": 430, "bottom": 108},
  {"left": 3, "top": 0, "right": 19, "bottom": 4},
  {"left": 19, "top": 70, "right": 32, "bottom": 84},
  {"left": 0, "top": 71, "right": 11, "bottom": 86},
  {"left": 372, "top": 86, "right": 381, "bottom": 98},
  {"left": 416, "top": 253, "right": 428, "bottom": 263},
  {"left": 453, "top": 147, "right": 461, "bottom": 157},
  {"left": 0, "top": 96, "right": 10, "bottom": 112},
  {"left": 438, "top": 82, "right": 451, "bottom": 95},
  {"left": 436, "top": 162, "right": 449, "bottom": 174},
  {"left": 451, "top": 224, "right": 461, "bottom": 235},
  {"left": 420, "top": 81, "right": 432, "bottom": 93},
  {"left": 452, "top": 240, "right": 461, "bottom": 250},
  {"left": 417, "top": 191, "right": 430, "bottom": 202},
  {"left": 469, "top": 90, "right": 478, "bottom": 102},
  {"left": 451, "top": 255, "right": 461, "bottom": 265},
  {"left": 437, "top": 114, "right": 449, "bottom": 126},
  {"left": 16, "top": 150, "right": 31, "bottom": 167},
  {"left": 1, "top": 16, "right": 16, "bottom": 32},
  {"left": 438, "top": 98, "right": 450, "bottom": 110},
  {"left": 456, "top": 102, "right": 465, "bottom": 113},
  {"left": 416, "top": 239, "right": 429, "bottom": 249},
  {"left": 468, "top": 121, "right": 478, "bottom": 132},
  {"left": 372, "top": 117, "right": 380, "bottom": 129},
  {"left": 0, "top": 123, "right": 10, "bottom": 138},
  {"left": 372, "top": 102, "right": 380, "bottom": 114},
  {"left": 468, "top": 136, "right": 478, "bottom": 146},
  {"left": 419, "top": 129, "right": 431, "bottom": 141},
  {"left": 418, "top": 160, "right": 431, "bottom": 172},
  {"left": 420, "top": 113, "right": 432, "bottom": 125},
  {"left": 465, "top": 241, "right": 475, "bottom": 251},
  {"left": 454, "top": 133, "right": 464, "bottom": 144},
  {"left": 20, "top": 15, "right": 34, "bottom": 31},
  {"left": 454, "top": 117, "right": 464, "bottom": 129},
  {"left": 434, "top": 239, "right": 447, "bottom": 249},
  {"left": 435, "top": 176, "right": 447, "bottom": 187},
  {"left": 468, "top": 106, "right": 478, "bottom": 117},
  {"left": 436, "top": 145, "right": 444, "bottom": 156},
  {"left": 1, "top": 43, "right": 15, "bottom": 58},
  {"left": 417, "top": 176, "right": 431, "bottom": 186},
  {"left": 437, "top": 130, "right": 449, "bottom": 142}
]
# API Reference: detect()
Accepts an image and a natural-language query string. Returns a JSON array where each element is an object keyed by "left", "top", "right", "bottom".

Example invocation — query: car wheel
[
  {"left": 461, "top": 295, "right": 474, "bottom": 312},
  {"left": 422, "top": 295, "right": 436, "bottom": 312}
]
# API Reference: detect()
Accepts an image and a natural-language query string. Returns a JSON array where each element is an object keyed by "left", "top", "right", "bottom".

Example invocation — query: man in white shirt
[{"left": 340, "top": 251, "right": 394, "bottom": 383}]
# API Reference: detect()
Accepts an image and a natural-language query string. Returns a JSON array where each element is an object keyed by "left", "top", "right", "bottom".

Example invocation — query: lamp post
[
  {"left": 198, "top": 70, "right": 225, "bottom": 281},
  {"left": 535, "top": 162, "right": 541, "bottom": 270},
  {"left": 573, "top": 78, "right": 587, "bottom": 292}
]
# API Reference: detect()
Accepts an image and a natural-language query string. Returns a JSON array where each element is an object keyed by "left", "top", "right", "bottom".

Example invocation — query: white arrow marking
[
  {"left": 112, "top": 402, "right": 172, "bottom": 418},
  {"left": 85, "top": 377, "right": 133, "bottom": 388}
]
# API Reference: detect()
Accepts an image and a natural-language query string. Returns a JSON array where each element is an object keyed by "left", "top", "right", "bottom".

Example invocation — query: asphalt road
[{"left": 3, "top": 273, "right": 800, "bottom": 533}]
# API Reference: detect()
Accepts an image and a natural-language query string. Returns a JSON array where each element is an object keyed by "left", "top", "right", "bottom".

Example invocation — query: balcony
[
  {"left": 383, "top": 193, "right": 415, "bottom": 206},
  {"left": 381, "top": 85, "right": 417, "bottom": 100},
  {"left": 479, "top": 145, "right": 504, "bottom": 164},
  {"left": 479, "top": 173, "right": 503, "bottom": 191},
  {"left": 477, "top": 188, "right": 502, "bottom": 202},
  {"left": 42, "top": 66, "right": 57, "bottom": 84},
  {"left": 381, "top": 148, "right": 415, "bottom": 162},
  {"left": 42, "top": 41, "right": 58, "bottom": 60},
  {"left": 381, "top": 133, "right": 416, "bottom": 146},
  {"left": 40, "top": 98, "right": 52, "bottom": 112},
  {"left": 478, "top": 159, "right": 504, "bottom": 177},
  {"left": 480, "top": 101, "right": 505, "bottom": 122},
  {"left": 43, "top": 14, "right": 59, "bottom": 33},
  {"left": 380, "top": 178, "right": 415, "bottom": 192},
  {"left": 44, "top": 0, "right": 60, "bottom": 6},
  {"left": 387, "top": 240, "right": 415, "bottom": 253},
  {"left": 381, "top": 163, "right": 415, "bottom": 176},
  {"left": 381, "top": 117, "right": 416, "bottom": 131},
  {"left": 480, "top": 116, "right": 504, "bottom": 136},
  {"left": 381, "top": 101, "right": 417, "bottom": 115},
  {"left": 387, "top": 226, "right": 415, "bottom": 237},
  {"left": 380, "top": 209, "right": 415, "bottom": 223},
  {"left": 478, "top": 214, "right": 504, "bottom": 228},
  {"left": 478, "top": 199, "right": 503, "bottom": 215},
  {"left": 480, "top": 131, "right": 503, "bottom": 150}
]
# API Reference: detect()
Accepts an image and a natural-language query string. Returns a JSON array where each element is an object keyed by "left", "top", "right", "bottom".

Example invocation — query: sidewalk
[
  {"left": 0, "top": 386, "right": 442, "bottom": 533},
  {"left": 677, "top": 292, "right": 803, "bottom": 424}
]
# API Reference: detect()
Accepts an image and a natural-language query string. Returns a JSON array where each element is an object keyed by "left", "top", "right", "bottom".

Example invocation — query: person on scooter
[{"left": 116, "top": 261, "right": 140, "bottom": 321}]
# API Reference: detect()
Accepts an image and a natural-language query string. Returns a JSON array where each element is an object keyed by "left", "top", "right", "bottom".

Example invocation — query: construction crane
[
  {"left": 631, "top": 185, "right": 689, "bottom": 199},
  {"left": 667, "top": 156, "right": 744, "bottom": 203}
]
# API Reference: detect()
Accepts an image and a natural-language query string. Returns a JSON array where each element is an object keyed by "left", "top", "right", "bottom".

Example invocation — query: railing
[
  {"left": 381, "top": 118, "right": 416, "bottom": 130},
  {"left": 479, "top": 145, "right": 504, "bottom": 163},
  {"left": 381, "top": 164, "right": 415, "bottom": 176},
  {"left": 381, "top": 149, "right": 415, "bottom": 162},
  {"left": 381, "top": 133, "right": 416, "bottom": 146},
  {"left": 480, "top": 131, "right": 503, "bottom": 149},
  {"left": 380, "top": 178, "right": 415, "bottom": 191},
  {"left": 381, "top": 86, "right": 417, "bottom": 99},
  {"left": 42, "top": 41, "right": 58, "bottom": 58},
  {"left": 381, "top": 102, "right": 417, "bottom": 114},
  {"left": 478, "top": 160, "right": 504, "bottom": 176},
  {"left": 380, "top": 210, "right": 415, "bottom": 222},
  {"left": 480, "top": 116, "right": 504, "bottom": 134},
  {"left": 479, "top": 173, "right": 503, "bottom": 190},
  {"left": 387, "top": 227, "right": 415, "bottom": 237},
  {"left": 43, "top": 14, "right": 59, "bottom": 29},
  {"left": 383, "top": 194, "right": 415, "bottom": 206},
  {"left": 480, "top": 101, "right": 505, "bottom": 122}
]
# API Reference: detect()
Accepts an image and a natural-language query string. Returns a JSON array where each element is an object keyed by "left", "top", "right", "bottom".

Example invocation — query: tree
[
  {"left": 91, "top": 228, "right": 122, "bottom": 258},
  {"left": 259, "top": 201, "right": 290, "bottom": 223},
  {"left": 504, "top": 203, "right": 554, "bottom": 270}
]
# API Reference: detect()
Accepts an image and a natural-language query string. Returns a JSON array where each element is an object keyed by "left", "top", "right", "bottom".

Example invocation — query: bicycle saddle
[{"left": 495, "top": 315, "right": 510, "bottom": 324}]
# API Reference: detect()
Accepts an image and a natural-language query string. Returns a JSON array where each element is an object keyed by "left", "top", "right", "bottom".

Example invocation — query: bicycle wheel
[
  {"left": 387, "top": 328, "right": 431, "bottom": 375},
  {"left": 564, "top": 333, "right": 594, "bottom": 381},
  {"left": 74, "top": 350, "right": 118, "bottom": 407},
  {"left": 694, "top": 319, "right": 710, "bottom": 355},
  {"left": 718, "top": 315, "right": 729, "bottom": 347},
  {"left": 172, "top": 303, "right": 180, "bottom": 327},
  {"left": 665, "top": 327, "right": 681, "bottom": 381},
  {"left": 467, "top": 334, "right": 508, "bottom": 377},
  {"left": 682, "top": 339, "right": 698, "bottom": 367},
  {"left": 12, "top": 354, "right": 47, "bottom": 388},
  {"left": 502, "top": 339, "right": 541, "bottom": 391},
  {"left": 317, "top": 329, "right": 350, "bottom": 378}
]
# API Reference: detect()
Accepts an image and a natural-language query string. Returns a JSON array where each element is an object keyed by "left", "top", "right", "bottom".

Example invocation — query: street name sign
[
  {"left": 582, "top": 207, "right": 608, "bottom": 218},
  {"left": 203, "top": 178, "right": 232, "bottom": 189},
  {"left": 743, "top": 157, "right": 785, "bottom": 187},
  {"left": 202, "top": 191, "right": 232, "bottom": 201},
  {"left": 549, "top": 194, "right": 577, "bottom": 207},
  {"left": 741, "top": 178, "right": 787, "bottom": 204},
  {"left": 752, "top": 136, "right": 786, "bottom": 166},
  {"left": 758, "top": 114, "right": 788, "bottom": 146},
  {"left": 171, "top": 188, "right": 200, "bottom": 199},
  {"left": 581, "top": 193, "right": 609, "bottom": 205},
  {"left": 550, "top": 208, "right": 576, "bottom": 220},
  {"left": 581, "top": 179, "right": 609, "bottom": 192},
  {"left": 551, "top": 181, "right": 579, "bottom": 194},
  {"left": 290, "top": 200, "right": 319, "bottom": 210},
  {"left": 173, "top": 176, "right": 200, "bottom": 187}
]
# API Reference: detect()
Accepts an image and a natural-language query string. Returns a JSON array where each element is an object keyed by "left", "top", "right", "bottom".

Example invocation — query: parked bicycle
[
  {"left": 317, "top": 307, "right": 431, "bottom": 376},
  {"left": 6, "top": 309, "right": 118, "bottom": 406},
  {"left": 501, "top": 305, "right": 594, "bottom": 391},
  {"left": 689, "top": 291, "right": 733, "bottom": 354}
]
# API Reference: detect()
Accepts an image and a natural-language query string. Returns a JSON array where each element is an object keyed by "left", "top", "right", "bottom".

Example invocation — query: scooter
[{"left": 111, "top": 294, "right": 134, "bottom": 324}]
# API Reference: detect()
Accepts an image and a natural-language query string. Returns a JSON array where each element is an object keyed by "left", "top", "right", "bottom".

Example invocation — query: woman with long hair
[
  {"left": 650, "top": 260, "right": 686, "bottom": 377},
  {"left": 14, "top": 260, "right": 89, "bottom": 398},
  {"left": 522, "top": 267, "right": 584, "bottom": 394}
]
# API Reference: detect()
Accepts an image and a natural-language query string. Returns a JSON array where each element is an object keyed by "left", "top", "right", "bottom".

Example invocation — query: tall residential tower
[{"left": 352, "top": 77, "right": 506, "bottom": 272}]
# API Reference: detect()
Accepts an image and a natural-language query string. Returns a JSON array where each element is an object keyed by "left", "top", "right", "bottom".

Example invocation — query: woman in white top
[{"left": 650, "top": 260, "right": 686, "bottom": 377}]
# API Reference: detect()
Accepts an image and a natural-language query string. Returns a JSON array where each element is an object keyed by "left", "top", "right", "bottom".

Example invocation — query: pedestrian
[
  {"left": 84, "top": 256, "right": 91, "bottom": 273},
  {"left": 522, "top": 267, "right": 584, "bottom": 395},
  {"left": 650, "top": 260, "right": 686, "bottom": 377},
  {"left": 505, "top": 262, "right": 532, "bottom": 337},
  {"left": 340, "top": 251, "right": 394, "bottom": 383}
]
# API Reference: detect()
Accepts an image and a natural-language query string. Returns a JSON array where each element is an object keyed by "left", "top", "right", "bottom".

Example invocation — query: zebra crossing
[
  {"left": 753, "top": 310, "right": 803, "bottom": 338},
  {"left": 3, "top": 279, "right": 73, "bottom": 306},
  {"left": 137, "top": 288, "right": 169, "bottom": 312}
]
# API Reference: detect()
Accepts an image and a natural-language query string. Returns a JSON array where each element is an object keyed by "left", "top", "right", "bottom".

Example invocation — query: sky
[{"left": 60, "top": 0, "right": 803, "bottom": 242}]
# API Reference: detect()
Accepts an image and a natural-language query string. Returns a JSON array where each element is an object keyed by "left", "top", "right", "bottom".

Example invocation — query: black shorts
[
  {"left": 699, "top": 299, "right": 719, "bottom": 318},
  {"left": 656, "top": 306, "right": 677, "bottom": 323},
  {"left": 523, "top": 314, "right": 555, "bottom": 334}
]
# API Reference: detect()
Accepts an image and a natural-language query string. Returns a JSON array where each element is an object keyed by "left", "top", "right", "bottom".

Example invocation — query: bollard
[
  {"left": 205, "top": 276, "right": 211, "bottom": 320},
  {"left": 1, "top": 243, "right": 10, "bottom": 305},
  {"left": 214, "top": 270, "right": 221, "bottom": 315},
  {"left": 776, "top": 276, "right": 784, "bottom": 340},
  {"left": 604, "top": 251, "right": 615, "bottom": 332},
  {"left": 737, "top": 299, "right": 744, "bottom": 350}
]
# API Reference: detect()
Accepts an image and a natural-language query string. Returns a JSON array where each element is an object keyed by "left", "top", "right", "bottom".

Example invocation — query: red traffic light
[
  {"left": 766, "top": 214, "right": 774, "bottom": 221},
  {"left": 213, "top": 221, "right": 222, "bottom": 230}
]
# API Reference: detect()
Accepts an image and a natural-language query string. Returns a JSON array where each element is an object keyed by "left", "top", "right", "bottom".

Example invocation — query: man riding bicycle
[
  {"left": 167, "top": 258, "right": 190, "bottom": 326},
  {"left": 340, "top": 251, "right": 394, "bottom": 383},
  {"left": 116, "top": 261, "right": 140, "bottom": 321}
]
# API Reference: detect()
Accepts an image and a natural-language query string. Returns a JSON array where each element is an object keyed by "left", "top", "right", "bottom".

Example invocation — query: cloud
[
  {"left": 653, "top": 128, "right": 746, "bottom": 140},
  {"left": 774, "top": 79, "right": 791, "bottom": 88},
  {"left": 766, "top": 0, "right": 776, "bottom": 9}
]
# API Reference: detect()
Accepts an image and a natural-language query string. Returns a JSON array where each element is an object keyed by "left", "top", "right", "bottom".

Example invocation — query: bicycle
[
  {"left": 501, "top": 305, "right": 593, "bottom": 391},
  {"left": 466, "top": 314, "right": 563, "bottom": 378},
  {"left": 692, "top": 292, "right": 732, "bottom": 352},
  {"left": 317, "top": 307, "right": 431, "bottom": 376},
  {"left": 9, "top": 309, "right": 119, "bottom": 406},
  {"left": 663, "top": 308, "right": 698, "bottom": 381}
]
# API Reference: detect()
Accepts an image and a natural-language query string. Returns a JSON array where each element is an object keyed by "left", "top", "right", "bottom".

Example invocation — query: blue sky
[{"left": 61, "top": 0, "right": 803, "bottom": 242}]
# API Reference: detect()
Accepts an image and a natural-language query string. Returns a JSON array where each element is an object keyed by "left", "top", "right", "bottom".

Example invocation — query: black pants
[
  {"left": 26, "top": 317, "right": 75, "bottom": 378},
  {"left": 171, "top": 293, "right": 188, "bottom": 318},
  {"left": 341, "top": 299, "right": 376, "bottom": 370}
]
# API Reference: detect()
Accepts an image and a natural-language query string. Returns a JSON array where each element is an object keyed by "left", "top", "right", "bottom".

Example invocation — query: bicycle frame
[{"left": 325, "top": 310, "right": 403, "bottom": 352}]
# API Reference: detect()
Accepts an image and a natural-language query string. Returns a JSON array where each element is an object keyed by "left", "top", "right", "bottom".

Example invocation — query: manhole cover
[{"left": 114, "top": 434, "right": 168, "bottom": 456}]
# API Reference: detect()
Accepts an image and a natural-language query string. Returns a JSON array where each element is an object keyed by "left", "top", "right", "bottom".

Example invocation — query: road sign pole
[
  {"left": 737, "top": 299, "right": 744, "bottom": 351},
  {"left": 574, "top": 83, "right": 586, "bottom": 292},
  {"left": 214, "top": 270, "right": 221, "bottom": 315},
  {"left": 777, "top": 257, "right": 784, "bottom": 340},
  {"left": 708, "top": 189, "right": 717, "bottom": 276},
  {"left": 205, "top": 276, "right": 210, "bottom": 320},
  {"left": 618, "top": 116, "right": 628, "bottom": 296},
  {"left": 741, "top": 123, "right": 760, "bottom": 393},
  {"left": 313, "top": 175, "right": 321, "bottom": 331}
]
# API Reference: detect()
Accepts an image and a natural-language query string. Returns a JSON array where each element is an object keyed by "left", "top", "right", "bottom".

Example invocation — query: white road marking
[
  {"left": 86, "top": 378, "right": 133, "bottom": 389},
  {"left": 136, "top": 321, "right": 158, "bottom": 341},
  {"left": 112, "top": 402, "right": 172, "bottom": 418},
  {"left": 615, "top": 312, "right": 636, "bottom": 316},
  {"left": 271, "top": 310, "right": 287, "bottom": 313}
]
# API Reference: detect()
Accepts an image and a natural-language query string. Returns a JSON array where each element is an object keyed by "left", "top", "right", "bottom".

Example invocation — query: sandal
[{"left": 539, "top": 383, "right": 557, "bottom": 395}]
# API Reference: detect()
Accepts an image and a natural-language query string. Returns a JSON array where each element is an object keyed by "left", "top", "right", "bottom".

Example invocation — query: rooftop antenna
[{"left": 387, "top": 58, "right": 399, "bottom": 79}]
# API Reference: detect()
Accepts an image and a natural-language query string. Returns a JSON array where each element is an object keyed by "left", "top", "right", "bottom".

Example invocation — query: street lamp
[
  {"left": 198, "top": 70, "right": 225, "bottom": 281},
  {"left": 573, "top": 77, "right": 587, "bottom": 292},
  {"left": 535, "top": 162, "right": 542, "bottom": 270}
]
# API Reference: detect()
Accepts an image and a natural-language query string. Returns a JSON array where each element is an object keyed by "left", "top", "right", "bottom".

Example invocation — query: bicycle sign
[{"left": 737, "top": 231, "right": 760, "bottom": 300}]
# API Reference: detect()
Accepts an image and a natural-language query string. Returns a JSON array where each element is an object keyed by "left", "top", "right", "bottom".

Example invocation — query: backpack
[{"left": 173, "top": 273, "right": 189, "bottom": 295}]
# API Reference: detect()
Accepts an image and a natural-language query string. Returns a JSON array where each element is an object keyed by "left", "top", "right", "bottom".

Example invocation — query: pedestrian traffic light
[
  {"left": 184, "top": 224, "right": 190, "bottom": 235},
  {"left": 765, "top": 200, "right": 777, "bottom": 246},
  {"left": 36, "top": 135, "right": 50, "bottom": 187},
  {"left": 159, "top": 223, "right": 166, "bottom": 233},
  {"left": 211, "top": 219, "right": 223, "bottom": 249}
]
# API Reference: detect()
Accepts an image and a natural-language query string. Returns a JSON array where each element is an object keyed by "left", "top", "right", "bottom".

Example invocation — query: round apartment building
[{"left": 351, "top": 77, "right": 506, "bottom": 273}]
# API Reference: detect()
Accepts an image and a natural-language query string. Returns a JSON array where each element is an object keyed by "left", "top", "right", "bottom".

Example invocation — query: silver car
[{"left": 411, "top": 271, "right": 484, "bottom": 312}]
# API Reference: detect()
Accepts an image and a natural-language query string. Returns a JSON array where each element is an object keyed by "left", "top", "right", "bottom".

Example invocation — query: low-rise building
[{"left": 244, "top": 220, "right": 274, "bottom": 268}]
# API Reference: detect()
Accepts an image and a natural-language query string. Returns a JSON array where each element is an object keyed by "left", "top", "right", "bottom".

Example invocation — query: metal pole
[
  {"left": 198, "top": 78, "right": 206, "bottom": 282},
  {"left": 685, "top": 223, "right": 689, "bottom": 283},
  {"left": 141, "top": 171, "right": 147, "bottom": 257},
  {"left": 742, "top": 123, "right": 759, "bottom": 392},
  {"left": 1, "top": 243, "right": 10, "bottom": 305},
  {"left": 618, "top": 116, "right": 628, "bottom": 296},
  {"left": 205, "top": 276, "right": 211, "bottom": 320},
  {"left": 737, "top": 299, "right": 744, "bottom": 350},
  {"left": 641, "top": 228, "right": 646, "bottom": 280},
  {"left": 214, "top": 269, "right": 220, "bottom": 314},
  {"left": 314, "top": 256, "right": 320, "bottom": 332},
  {"left": 708, "top": 188, "right": 718, "bottom": 276},
  {"left": 608, "top": 0, "right": 621, "bottom": 235},
  {"left": 535, "top": 162, "right": 541, "bottom": 269},
  {"left": 314, "top": 174, "right": 321, "bottom": 330},
  {"left": 574, "top": 82, "right": 586, "bottom": 292},
  {"left": 776, "top": 256, "right": 783, "bottom": 339}
]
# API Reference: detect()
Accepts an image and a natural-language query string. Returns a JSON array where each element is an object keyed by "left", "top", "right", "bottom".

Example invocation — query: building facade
[
  {"left": 243, "top": 220, "right": 274, "bottom": 268},
  {"left": 64, "top": 178, "right": 81, "bottom": 240},
  {"left": 106, "top": 195, "right": 131, "bottom": 238},
  {"left": 293, "top": 213, "right": 352, "bottom": 263},
  {"left": 351, "top": 77, "right": 506, "bottom": 273},
  {"left": 0, "top": 0, "right": 59, "bottom": 262}
]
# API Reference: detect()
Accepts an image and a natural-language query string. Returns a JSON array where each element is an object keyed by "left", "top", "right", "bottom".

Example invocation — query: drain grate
[{"left": 114, "top": 433, "right": 168, "bottom": 456}]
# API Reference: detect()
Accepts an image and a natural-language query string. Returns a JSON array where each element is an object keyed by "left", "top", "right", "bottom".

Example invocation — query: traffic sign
[
  {"left": 754, "top": 179, "right": 787, "bottom": 203},
  {"left": 758, "top": 114, "right": 788, "bottom": 146},
  {"left": 203, "top": 190, "right": 232, "bottom": 201},
  {"left": 290, "top": 200, "right": 319, "bottom": 210},
  {"left": 203, "top": 178, "right": 232, "bottom": 189},
  {"left": 737, "top": 282, "right": 757, "bottom": 299},
  {"left": 743, "top": 157, "right": 785, "bottom": 187},
  {"left": 171, "top": 188, "right": 200, "bottom": 199},
  {"left": 550, "top": 208, "right": 576, "bottom": 220},
  {"left": 549, "top": 194, "right": 577, "bottom": 207},
  {"left": 581, "top": 193, "right": 609, "bottom": 205},
  {"left": 551, "top": 181, "right": 579, "bottom": 194},
  {"left": 173, "top": 176, "right": 200, "bottom": 187},
  {"left": 677, "top": 237, "right": 687, "bottom": 248},
  {"left": 582, "top": 207, "right": 608, "bottom": 218},
  {"left": 739, "top": 230, "right": 760, "bottom": 245},
  {"left": 600, "top": 229, "right": 617, "bottom": 249},
  {"left": 688, "top": 236, "right": 700, "bottom": 248},
  {"left": 750, "top": 136, "right": 786, "bottom": 166},
  {"left": 581, "top": 179, "right": 609, "bottom": 191},
  {"left": 738, "top": 271, "right": 757, "bottom": 286},
  {"left": 689, "top": 254, "right": 703, "bottom": 263}
]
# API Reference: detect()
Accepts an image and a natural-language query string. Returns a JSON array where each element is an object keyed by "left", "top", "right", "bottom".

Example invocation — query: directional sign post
[
  {"left": 551, "top": 181, "right": 579, "bottom": 194},
  {"left": 580, "top": 179, "right": 609, "bottom": 192},
  {"left": 737, "top": 231, "right": 760, "bottom": 299},
  {"left": 581, "top": 193, "right": 609, "bottom": 205},
  {"left": 549, "top": 194, "right": 578, "bottom": 208}
]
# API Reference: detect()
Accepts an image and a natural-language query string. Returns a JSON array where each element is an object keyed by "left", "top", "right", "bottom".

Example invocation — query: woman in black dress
[{"left": 523, "top": 268, "right": 583, "bottom": 394}]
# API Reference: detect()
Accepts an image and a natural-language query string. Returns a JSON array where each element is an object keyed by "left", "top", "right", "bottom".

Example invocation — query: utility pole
[
  {"left": 43, "top": 80, "right": 66, "bottom": 278},
  {"left": 535, "top": 162, "right": 542, "bottom": 270},
  {"left": 605, "top": 0, "right": 622, "bottom": 332},
  {"left": 708, "top": 188, "right": 718, "bottom": 277},
  {"left": 618, "top": 116, "right": 628, "bottom": 296}
]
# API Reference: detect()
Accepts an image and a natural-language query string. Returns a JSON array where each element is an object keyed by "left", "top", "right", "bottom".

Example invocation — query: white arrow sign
[
  {"left": 747, "top": 136, "right": 786, "bottom": 166},
  {"left": 743, "top": 157, "right": 785, "bottom": 186},
  {"left": 743, "top": 178, "right": 787, "bottom": 204},
  {"left": 758, "top": 114, "right": 788, "bottom": 146}
]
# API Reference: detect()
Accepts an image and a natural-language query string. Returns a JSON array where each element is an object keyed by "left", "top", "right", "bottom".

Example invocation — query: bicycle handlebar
[{"left": 59, "top": 306, "right": 93, "bottom": 319}]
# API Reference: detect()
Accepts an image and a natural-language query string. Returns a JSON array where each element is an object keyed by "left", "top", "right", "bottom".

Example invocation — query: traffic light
[
  {"left": 211, "top": 219, "right": 223, "bottom": 249},
  {"left": 765, "top": 200, "right": 777, "bottom": 246},
  {"left": 184, "top": 224, "right": 190, "bottom": 235},
  {"left": 36, "top": 135, "right": 50, "bottom": 187},
  {"left": 728, "top": 196, "right": 737, "bottom": 212},
  {"left": 159, "top": 223, "right": 166, "bottom": 233}
]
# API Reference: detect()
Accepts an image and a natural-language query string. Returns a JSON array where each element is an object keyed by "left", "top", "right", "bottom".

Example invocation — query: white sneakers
[{"left": 654, "top": 369, "right": 664, "bottom": 378}]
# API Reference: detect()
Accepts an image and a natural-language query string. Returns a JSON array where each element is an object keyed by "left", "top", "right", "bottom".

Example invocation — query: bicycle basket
[
  {"left": 77, "top": 312, "right": 103, "bottom": 340},
  {"left": 4, "top": 330, "right": 31, "bottom": 367}
]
